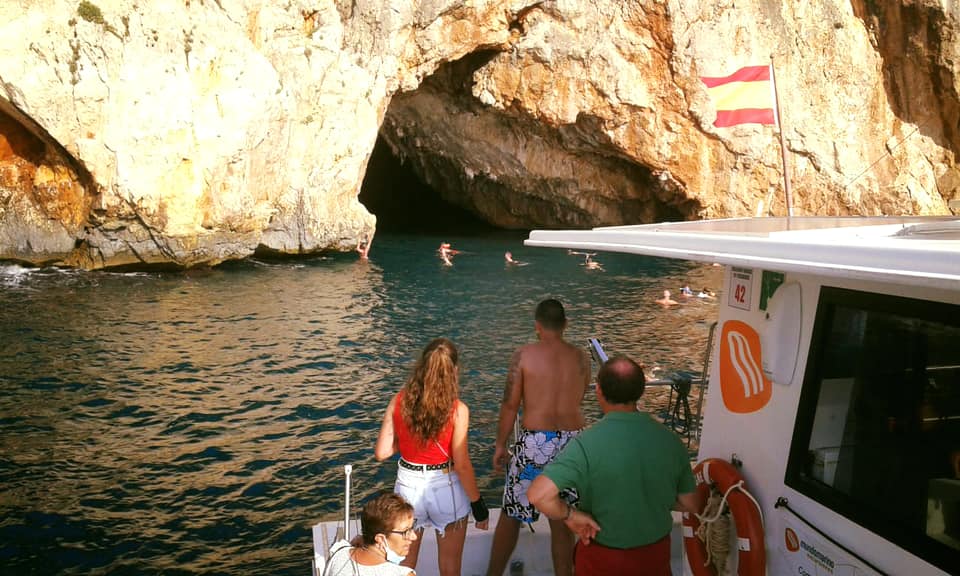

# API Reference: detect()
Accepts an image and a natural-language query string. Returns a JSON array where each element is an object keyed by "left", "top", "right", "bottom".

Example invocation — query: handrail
[
  {"left": 693, "top": 321, "right": 718, "bottom": 443},
  {"left": 588, "top": 338, "right": 608, "bottom": 365},
  {"left": 587, "top": 329, "right": 715, "bottom": 447}
]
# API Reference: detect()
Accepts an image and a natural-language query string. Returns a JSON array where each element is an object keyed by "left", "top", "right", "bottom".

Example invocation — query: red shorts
[{"left": 574, "top": 534, "right": 671, "bottom": 576}]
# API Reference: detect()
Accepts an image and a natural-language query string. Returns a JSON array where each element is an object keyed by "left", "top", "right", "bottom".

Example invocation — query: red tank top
[{"left": 393, "top": 392, "right": 455, "bottom": 465}]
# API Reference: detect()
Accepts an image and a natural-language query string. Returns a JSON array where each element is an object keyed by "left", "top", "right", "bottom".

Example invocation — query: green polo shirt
[{"left": 542, "top": 410, "right": 696, "bottom": 549}]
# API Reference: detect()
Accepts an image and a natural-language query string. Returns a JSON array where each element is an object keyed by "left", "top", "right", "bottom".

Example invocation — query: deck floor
[{"left": 313, "top": 509, "right": 690, "bottom": 575}]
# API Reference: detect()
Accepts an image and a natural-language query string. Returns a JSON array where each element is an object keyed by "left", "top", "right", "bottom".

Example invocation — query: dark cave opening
[{"left": 359, "top": 135, "right": 499, "bottom": 234}]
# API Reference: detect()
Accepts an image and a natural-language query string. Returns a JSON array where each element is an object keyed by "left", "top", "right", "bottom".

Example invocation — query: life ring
[{"left": 682, "top": 458, "right": 766, "bottom": 576}]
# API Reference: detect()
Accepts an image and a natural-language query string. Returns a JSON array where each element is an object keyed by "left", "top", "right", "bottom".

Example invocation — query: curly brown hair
[{"left": 401, "top": 338, "right": 459, "bottom": 444}]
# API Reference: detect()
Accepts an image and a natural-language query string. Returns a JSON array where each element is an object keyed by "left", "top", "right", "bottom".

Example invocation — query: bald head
[{"left": 597, "top": 355, "right": 646, "bottom": 405}]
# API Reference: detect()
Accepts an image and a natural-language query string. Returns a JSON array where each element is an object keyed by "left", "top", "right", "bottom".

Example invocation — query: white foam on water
[{"left": 0, "top": 264, "right": 35, "bottom": 286}]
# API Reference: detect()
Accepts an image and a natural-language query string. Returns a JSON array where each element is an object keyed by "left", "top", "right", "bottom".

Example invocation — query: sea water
[{"left": 0, "top": 231, "right": 722, "bottom": 575}]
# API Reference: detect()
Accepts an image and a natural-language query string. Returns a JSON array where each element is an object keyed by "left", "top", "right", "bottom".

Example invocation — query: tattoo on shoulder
[{"left": 504, "top": 349, "right": 522, "bottom": 398}]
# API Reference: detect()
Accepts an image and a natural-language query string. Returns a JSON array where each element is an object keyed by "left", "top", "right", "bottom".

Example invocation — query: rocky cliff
[{"left": 1, "top": 0, "right": 957, "bottom": 269}]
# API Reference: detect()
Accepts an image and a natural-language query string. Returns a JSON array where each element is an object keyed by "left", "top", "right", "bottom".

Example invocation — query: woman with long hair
[{"left": 374, "top": 337, "right": 489, "bottom": 575}]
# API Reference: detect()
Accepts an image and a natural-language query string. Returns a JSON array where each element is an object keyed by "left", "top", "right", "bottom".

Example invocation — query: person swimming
[
  {"left": 356, "top": 233, "right": 373, "bottom": 260},
  {"left": 655, "top": 290, "right": 678, "bottom": 307},
  {"left": 569, "top": 250, "right": 603, "bottom": 270},
  {"left": 584, "top": 255, "right": 603, "bottom": 271},
  {"left": 439, "top": 242, "right": 459, "bottom": 266},
  {"left": 504, "top": 251, "right": 528, "bottom": 266}
]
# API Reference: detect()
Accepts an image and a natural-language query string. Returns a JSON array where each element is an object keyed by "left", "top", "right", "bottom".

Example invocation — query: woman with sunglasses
[
  {"left": 323, "top": 492, "right": 418, "bottom": 575},
  {"left": 375, "top": 337, "right": 489, "bottom": 576}
]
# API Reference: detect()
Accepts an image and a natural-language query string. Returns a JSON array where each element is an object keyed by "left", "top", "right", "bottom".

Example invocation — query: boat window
[{"left": 786, "top": 287, "right": 960, "bottom": 574}]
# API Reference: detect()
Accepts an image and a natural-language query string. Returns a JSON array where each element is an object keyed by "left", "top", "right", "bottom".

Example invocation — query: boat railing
[
  {"left": 313, "top": 465, "right": 359, "bottom": 576},
  {"left": 588, "top": 337, "right": 608, "bottom": 366},
  {"left": 693, "top": 320, "right": 718, "bottom": 444},
  {"left": 588, "top": 320, "right": 718, "bottom": 449}
]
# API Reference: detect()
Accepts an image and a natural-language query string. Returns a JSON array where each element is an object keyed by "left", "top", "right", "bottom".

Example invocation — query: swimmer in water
[
  {"left": 356, "top": 233, "right": 373, "bottom": 260},
  {"left": 439, "top": 242, "right": 462, "bottom": 261},
  {"left": 656, "top": 290, "right": 678, "bottom": 307},
  {"left": 570, "top": 250, "right": 603, "bottom": 270},
  {"left": 439, "top": 242, "right": 457, "bottom": 266},
  {"left": 584, "top": 255, "right": 603, "bottom": 271},
  {"left": 505, "top": 251, "right": 528, "bottom": 266}
]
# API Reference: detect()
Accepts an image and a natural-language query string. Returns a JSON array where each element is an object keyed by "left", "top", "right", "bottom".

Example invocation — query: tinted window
[{"left": 786, "top": 287, "right": 960, "bottom": 574}]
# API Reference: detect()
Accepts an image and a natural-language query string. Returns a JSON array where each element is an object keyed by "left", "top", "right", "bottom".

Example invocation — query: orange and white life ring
[{"left": 683, "top": 458, "right": 766, "bottom": 576}]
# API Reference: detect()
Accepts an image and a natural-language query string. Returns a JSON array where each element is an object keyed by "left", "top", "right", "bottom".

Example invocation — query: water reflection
[{"left": 0, "top": 235, "right": 723, "bottom": 574}]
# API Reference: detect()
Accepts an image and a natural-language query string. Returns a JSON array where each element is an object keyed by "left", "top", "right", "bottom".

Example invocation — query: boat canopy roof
[{"left": 525, "top": 217, "right": 960, "bottom": 291}]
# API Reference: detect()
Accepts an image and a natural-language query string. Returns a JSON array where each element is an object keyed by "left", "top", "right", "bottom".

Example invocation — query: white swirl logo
[{"left": 727, "top": 330, "right": 765, "bottom": 398}]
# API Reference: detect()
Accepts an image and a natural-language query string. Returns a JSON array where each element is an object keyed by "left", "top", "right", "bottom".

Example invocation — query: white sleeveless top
[{"left": 322, "top": 540, "right": 414, "bottom": 576}]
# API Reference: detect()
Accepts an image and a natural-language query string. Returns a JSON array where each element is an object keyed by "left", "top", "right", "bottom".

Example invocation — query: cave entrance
[{"left": 359, "top": 135, "right": 497, "bottom": 234}]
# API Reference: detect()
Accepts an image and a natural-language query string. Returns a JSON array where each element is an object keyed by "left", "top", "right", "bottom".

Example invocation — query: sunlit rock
[
  {"left": 384, "top": 0, "right": 959, "bottom": 225},
  {"left": 0, "top": 0, "right": 513, "bottom": 268},
  {"left": 1, "top": 0, "right": 958, "bottom": 268}
]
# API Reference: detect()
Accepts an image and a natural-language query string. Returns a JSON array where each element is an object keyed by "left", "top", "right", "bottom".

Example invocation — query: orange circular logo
[{"left": 784, "top": 527, "right": 800, "bottom": 552}]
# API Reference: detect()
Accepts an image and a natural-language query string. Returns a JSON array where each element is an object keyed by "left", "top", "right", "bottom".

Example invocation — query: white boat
[{"left": 313, "top": 215, "right": 960, "bottom": 575}]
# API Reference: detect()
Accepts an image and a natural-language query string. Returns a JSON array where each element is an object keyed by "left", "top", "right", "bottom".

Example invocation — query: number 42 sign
[{"left": 729, "top": 267, "right": 753, "bottom": 311}]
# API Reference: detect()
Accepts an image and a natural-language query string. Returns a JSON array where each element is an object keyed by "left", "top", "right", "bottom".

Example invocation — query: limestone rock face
[
  {"left": 383, "top": 0, "right": 960, "bottom": 227},
  {"left": 1, "top": 0, "right": 958, "bottom": 268},
  {"left": 0, "top": 0, "right": 519, "bottom": 268}
]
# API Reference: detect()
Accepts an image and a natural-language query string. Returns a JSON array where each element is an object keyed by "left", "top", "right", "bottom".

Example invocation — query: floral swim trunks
[{"left": 502, "top": 427, "right": 581, "bottom": 523}]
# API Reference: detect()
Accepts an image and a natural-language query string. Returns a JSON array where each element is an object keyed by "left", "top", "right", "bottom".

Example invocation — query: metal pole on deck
[{"left": 343, "top": 464, "right": 352, "bottom": 540}]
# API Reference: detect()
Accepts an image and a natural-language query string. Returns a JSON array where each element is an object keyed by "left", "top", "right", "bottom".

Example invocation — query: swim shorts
[
  {"left": 394, "top": 460, "right": 469, "bottom": 534},
  {"left": 503, "top": 428, "right": 581, "bottom": 523}
]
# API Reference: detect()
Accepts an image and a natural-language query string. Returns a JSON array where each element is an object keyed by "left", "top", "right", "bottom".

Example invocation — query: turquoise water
[{"left": 0, "top": 231, "right": 722, "bottom": 575}]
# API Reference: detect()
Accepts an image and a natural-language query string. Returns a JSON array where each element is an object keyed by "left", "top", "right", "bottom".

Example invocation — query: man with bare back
[{"left": 485, "top": 299, "right": 590, "bottom": 576}]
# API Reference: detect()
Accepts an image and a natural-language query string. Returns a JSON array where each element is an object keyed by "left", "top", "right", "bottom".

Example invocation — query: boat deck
[{"left": 312, "top": 509, "right": 688, "bottom": 576}]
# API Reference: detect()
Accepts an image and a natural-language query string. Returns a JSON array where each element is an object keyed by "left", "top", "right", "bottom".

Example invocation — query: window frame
[{"left": 785, "top": 286, "right": 960, "bottom": 575}]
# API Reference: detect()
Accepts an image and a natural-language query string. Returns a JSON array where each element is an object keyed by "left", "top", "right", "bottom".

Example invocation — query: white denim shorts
[{"left": 394, "top": 460, "right": 469, "bottom": 534}]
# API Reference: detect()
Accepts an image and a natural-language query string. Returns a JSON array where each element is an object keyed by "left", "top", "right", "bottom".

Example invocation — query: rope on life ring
[
  {"left": 683, "top": 458, "right": 766, "bottom": 576},
  {"left": 696, "top": 487, "right": 730, "bottom": 573}
]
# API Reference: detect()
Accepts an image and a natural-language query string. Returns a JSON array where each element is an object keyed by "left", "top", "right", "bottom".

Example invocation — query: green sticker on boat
[{"left": 760, "top": 270, "right": 785, "bottom": 311}]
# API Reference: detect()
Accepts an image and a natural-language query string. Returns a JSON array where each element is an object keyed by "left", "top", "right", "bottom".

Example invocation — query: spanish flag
[{"left": 701, "top": 65, "right": 777, "bottom": 128}]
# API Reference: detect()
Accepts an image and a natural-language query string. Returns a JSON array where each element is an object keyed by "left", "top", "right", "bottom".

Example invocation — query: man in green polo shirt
[{"left": 527, "top": 355, "right": 700, "bottom": 575}]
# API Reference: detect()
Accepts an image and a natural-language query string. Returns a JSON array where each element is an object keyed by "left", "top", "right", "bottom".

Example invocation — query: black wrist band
[
  {"left": 471, "top": 497, "right": 489, "bottom": 523},
  {"left": 563, "top": 502, "right": 573, "bottom": 520}
]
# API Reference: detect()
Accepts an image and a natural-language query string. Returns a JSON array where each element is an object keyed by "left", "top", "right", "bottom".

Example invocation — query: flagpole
[{"left": 770, "top": 56, "right": 793, "bottom": 219}]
